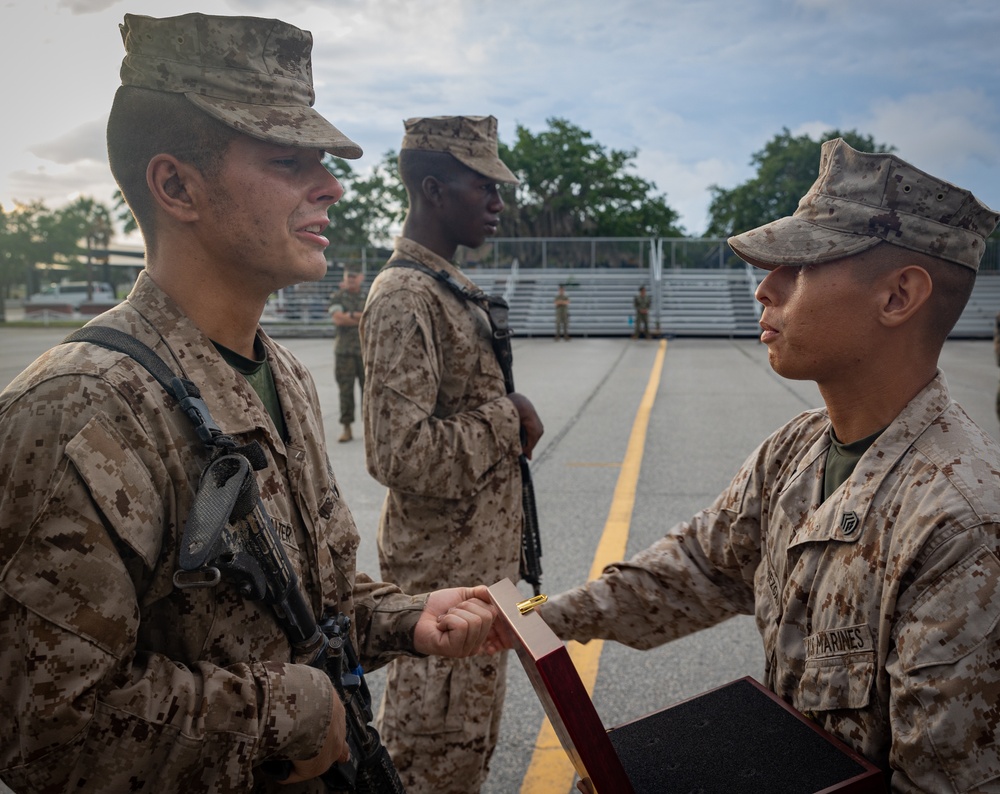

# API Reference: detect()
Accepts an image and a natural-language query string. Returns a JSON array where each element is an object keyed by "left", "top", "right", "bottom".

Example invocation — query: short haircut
[
  {"left": 107, "top": 86, "right": 239, "bottom": 246},
  {"left": 398, "top": 148, "right": 471, "bottom": 198},
  {"left": 852, "top": 243, "right": 975, "bottom": 346}
]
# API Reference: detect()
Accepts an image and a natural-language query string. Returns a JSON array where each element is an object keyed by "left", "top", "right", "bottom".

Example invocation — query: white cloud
[
  {"left": 864, "top": 90, "right": 999, "bottom": 170},
  {"left": 30, "top": 118, "right": 108, "bottom": 165},
  {"left": 856, "top": 89, "right": 1000, "bottom": 207},
  {"left": 636, "top": 148, "right": 741, "bottom": 236},
  {"left": 57, "top": 0, "right": 120, "bottom": 12},
  {"left": 6, "top": 159, "right": 117, "bottom": 207},
  {"left": 1, "top": 0, "right": 999, "bottom": 233}
]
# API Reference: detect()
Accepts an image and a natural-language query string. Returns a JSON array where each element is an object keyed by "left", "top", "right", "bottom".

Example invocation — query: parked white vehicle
[{"left": 27, "top": 281, "right": 118, "bottom": 308}]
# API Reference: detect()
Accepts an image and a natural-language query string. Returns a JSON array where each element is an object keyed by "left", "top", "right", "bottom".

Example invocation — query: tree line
[
  {"left": 0, "top": 197, "right": 113, "bottom": 311},
  {"left": 5, "top": 123, "right": 963, "bottom": 304}
]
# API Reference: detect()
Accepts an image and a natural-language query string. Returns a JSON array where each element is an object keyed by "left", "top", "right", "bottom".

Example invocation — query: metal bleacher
[
  {"left": 503, "top": 268, "right": 648, "bottom": 337},
  {"left": 495, "top": 267, "right": 763, "bottom": 338},
  {"left": 955, "top": 272, "right": 1000, "bottom": 337},
  {"left": 659, "top": 268, "right": 761, "bottom": 337},
  {"left": 263, "top": 263, "right": 1000, "bottom": 340}
]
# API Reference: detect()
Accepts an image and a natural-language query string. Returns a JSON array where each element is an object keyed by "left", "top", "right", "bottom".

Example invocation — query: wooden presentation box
[{"left": 488, "top": 578, "right": 886, "bottom": 794}]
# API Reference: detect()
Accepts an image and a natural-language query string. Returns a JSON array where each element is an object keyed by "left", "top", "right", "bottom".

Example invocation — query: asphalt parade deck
[{"left": 1, "top": 328, "right": 997, "bottom": 792}]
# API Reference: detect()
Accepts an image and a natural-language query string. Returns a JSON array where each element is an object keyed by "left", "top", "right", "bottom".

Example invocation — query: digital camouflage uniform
[
  {"left": 0, "top": 273, "right": 425, "bottom": 793},
  {"left": 554, "top": 290, "right": 570, "bottom": 340},
  {"left": 361, "top": 237, "right": 523, "bottom": 793},
  {"left": 541, "top": 373, "right": 1000, "bottom": 791},
  {"left": 329, "top": 283, "right": 367, "bottom": 426},
  {"left": 633, "top": 289, "right": 651, "bottom": 338}
]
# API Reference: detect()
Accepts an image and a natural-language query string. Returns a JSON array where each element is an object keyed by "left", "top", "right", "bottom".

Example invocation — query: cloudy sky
[{"left": 1, "top": 0, "right": 998, "bottom": 237}]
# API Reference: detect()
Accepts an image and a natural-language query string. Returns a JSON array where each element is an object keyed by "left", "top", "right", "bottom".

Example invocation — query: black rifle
[
  {"left": 63, "top": 326, "right": 405, "bottom": 794},
  {"left": 175, "top": 453, "right": 404, "bottom": 793},
  {"left": 383, "top": 261, "right": 543, "bottom": 595},
  {"left": 479, "top": 292, "right": 543, "bottom": 597}
]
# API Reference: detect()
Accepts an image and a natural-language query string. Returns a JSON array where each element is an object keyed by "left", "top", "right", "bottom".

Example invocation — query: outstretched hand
[{"left": 413, "top": 585, "right": 500, "bottom": 657}]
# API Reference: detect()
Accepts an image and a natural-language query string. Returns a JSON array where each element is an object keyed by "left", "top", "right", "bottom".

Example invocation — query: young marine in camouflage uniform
[
  {"left": 328, "top": 263, "right": 368, "bottom": 442},
  {"left": 540, "top": 139, "right": 1000, "bottom": 792},
  {"left": 0, "top": 15, "right": 496, "bottom": 793},
  {"left": 360, "top": 116, "right": 544, "bottom": 793}
]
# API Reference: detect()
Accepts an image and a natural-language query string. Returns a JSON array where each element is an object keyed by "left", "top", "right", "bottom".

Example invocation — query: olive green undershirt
[
  {"left": 213, "top": 336, "right": 287, "bottom": 441},
  {"left": 823, "top": 426, "right": 884, "bottom": 501}
]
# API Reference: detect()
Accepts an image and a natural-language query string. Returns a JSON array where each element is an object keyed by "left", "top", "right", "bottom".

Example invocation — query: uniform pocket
[
  {"left": 0, "top": 414, "right": 157, "bottom": 658},
  {"left": 381, "top": 655, "right": 467, "bottom": 735},
  {"left": 797, "top": 653, "right": 875, "bottom": 713},
  {"left": 796, "top": 623, "right": 875, "bottom": 713},
  {"left": 65, "top": 412, "right": 164, "bottom": 569},
  {"left": 895, "top": 546, "right": 1000, "bottom": 673}
]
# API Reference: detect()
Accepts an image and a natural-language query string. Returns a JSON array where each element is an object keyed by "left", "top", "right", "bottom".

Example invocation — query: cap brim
[
  {"left": 452, "top": 152, "right": 519, "bottom": 185},
  {"left": 187, "top": 94, "right": 363, "bottom": 159},
  {"left": 728, "top": 216, "right": 881, "bottom": 270}
]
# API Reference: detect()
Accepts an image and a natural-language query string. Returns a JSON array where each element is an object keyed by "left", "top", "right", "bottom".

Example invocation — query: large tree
[
  {"left": 113, "top": 189, "right": 138, "bottom": 236},
  {"left": 499, "top": 118, "right": 684, "bottom": 238},
  {"left": 61, "top": 197, "right": 115, "bottom": 294},
  {"left": 0, "top": 197, "right": 117, "bottom": 312},
  {"left": 321, "top": 117, "right": 684, "bottom": 251},
  {"left": 705, "top": 128, "right": 894, "bottom": 238},
  {"left": 325, "top": 152, "right": 406, "bottom": 249}
]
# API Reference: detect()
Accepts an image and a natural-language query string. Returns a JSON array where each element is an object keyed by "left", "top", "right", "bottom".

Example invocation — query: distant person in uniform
[
  {"left": 328, "top": 262, "right": 367, "bottom": 442},
  {"left": 554, "top": 284, "right": 571, "bottom": 340},
  {"left": 0, "top": 14, "right": 497, "bottom": 793},
  {"left": 633, "top": 284, "right": 651, "bottom": 338},
  {"left": 539, "top": 139, "right": 1000, "bottom": 790},
  {"left": 361, "top": 115, "right": 544, "bottom": 794}
]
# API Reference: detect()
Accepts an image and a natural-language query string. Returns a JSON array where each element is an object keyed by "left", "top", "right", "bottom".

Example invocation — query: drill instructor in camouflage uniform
[
  {"left": 328, "top": 262, "right": 367, "bottom": 442},
  {"left": 0, "top": 15, "right": 497, "bottom": 793},
  {"left": 361, "top": 116, "right": 544, "bottom": 793},
  {"left": 540, "top": 139, "right": 1000, "bottom": 792}
]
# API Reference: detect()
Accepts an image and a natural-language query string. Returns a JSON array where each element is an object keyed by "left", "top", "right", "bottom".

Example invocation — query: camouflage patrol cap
[
  {"left": 118, "top": 13, "right": 362, "bottom": 158},
  {"left": 401, "top": 115, "right": 518, "bottom": 184},
  {"left": 729, "top": 138, "right": 999, "bottom": 271}
]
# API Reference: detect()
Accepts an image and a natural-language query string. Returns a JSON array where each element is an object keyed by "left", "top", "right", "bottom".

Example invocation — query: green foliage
[
  {"left": 704, "top": 128, "right": 894, "bottom": 238},
  {"left": 325, "top": 152, "right": 406, "bottom": 247},
  {"left": 0, "top": 197, "right": 115, "bottom": 299},
  {"left": 113, "top": 189, "right": 138, "bottom": 235},
  {"left": 499, "top": 118, "right": 684, "bottom": 238},
  {"left": 321, "top": 118, "right": 684, "bottom": 247}
]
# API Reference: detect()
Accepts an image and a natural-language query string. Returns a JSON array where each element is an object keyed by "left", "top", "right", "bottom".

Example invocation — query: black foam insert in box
[
  {"left": 608, "top": 678, "right": 875, "bottom": 793},
  {"left": 487, "top": 579, "right": 884, "bottom": 794}
]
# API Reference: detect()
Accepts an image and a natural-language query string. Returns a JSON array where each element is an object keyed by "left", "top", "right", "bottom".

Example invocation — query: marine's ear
[
  {"left": 146, "top": 154, "right": 202, "bottom": 223},
  {"left": 420, "top": 175, "right": 446, "bottom": 208},
  {"left": 877, "top": 265, "right": 933, "bottom": 329}
]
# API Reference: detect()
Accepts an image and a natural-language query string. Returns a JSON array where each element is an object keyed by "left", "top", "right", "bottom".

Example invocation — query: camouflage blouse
[
  {"left": 542, "top": 373, "right": 1000, "bottom": 792},
  {"left": 361, "top": 237, "right": 523, "bottom": 594},
  {"left": 0, "top": 272, "right": 423, "bottom": 793}
]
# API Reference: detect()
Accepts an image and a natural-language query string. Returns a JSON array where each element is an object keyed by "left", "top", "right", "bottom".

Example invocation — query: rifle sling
[{"left": 382, "top": 260, "right": 543, "bottom": 593}]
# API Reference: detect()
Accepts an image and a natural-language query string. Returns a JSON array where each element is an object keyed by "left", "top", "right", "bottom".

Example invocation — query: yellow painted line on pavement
[{"left": 520, "top": 339, "right": 668, "bottom": 794}]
